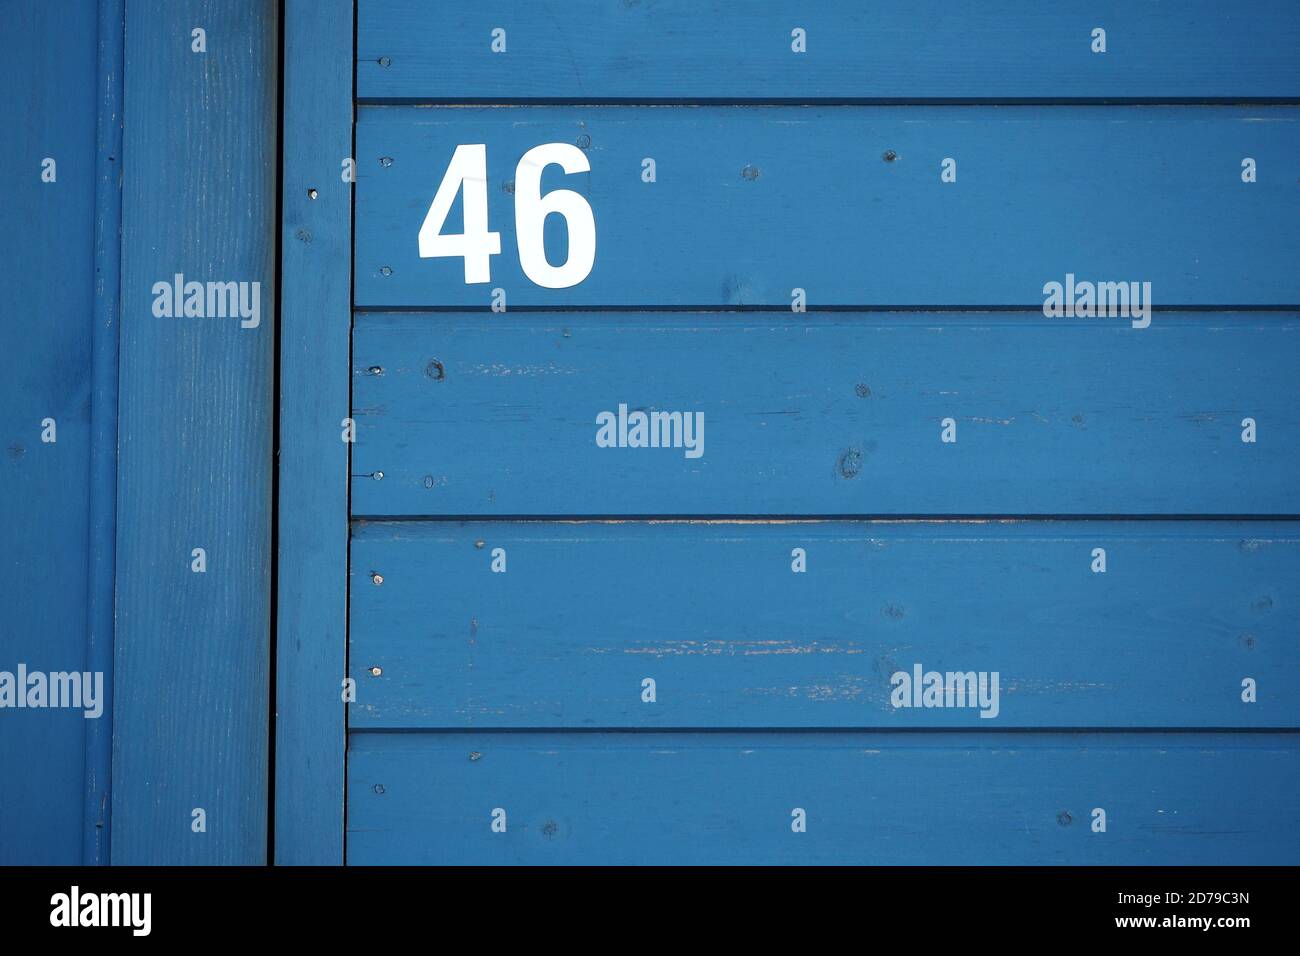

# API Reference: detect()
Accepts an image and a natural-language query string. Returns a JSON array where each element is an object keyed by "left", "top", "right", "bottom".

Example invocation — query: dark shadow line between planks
[
  {"left": 356, "top": 97, "right": 1300, "bottom": 108},
  {"left": 350, "top": 304, "right": 1300, "bottom": 314},
  {"left": 348, "top": 514, "right": 1300, "bottom": 524},
  {"left": 344, "top": 726, "right": 1300, "bottom": 736}
]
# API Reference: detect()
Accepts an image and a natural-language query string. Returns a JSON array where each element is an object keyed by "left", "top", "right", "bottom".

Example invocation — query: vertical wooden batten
[
  {"left": 274, "top": 0, "right": 353, "bottom": 865},
  {"left": 112, "top": 0, "right": 278, "bottom": 864}
]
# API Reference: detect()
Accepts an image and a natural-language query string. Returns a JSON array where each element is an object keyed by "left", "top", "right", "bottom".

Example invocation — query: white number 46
[{"left": 417, "top": 142, "right": 596, "bottom": 289}]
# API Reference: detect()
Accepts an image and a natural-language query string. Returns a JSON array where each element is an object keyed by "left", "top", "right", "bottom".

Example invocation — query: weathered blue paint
[
  {"left": 358, "top": 0, "right": 1300, "bottom": 103},
  {"left": 36, "top": 0, "right": 1300, "bottom": 868},
  {"left": 329, "top": 3, "right": 1300, "bottom": 866},
  {"left": 0, "top": 0, "right": 99, "bottom": 866},
  {"left": 354, "top": 106, "right": 1300, "bottom": 308},
  {"left": 112, "top": 0, "right": 277, "bottom": 865},
  {"left": 276, "top": 0, "right": 354, "bottom": 867},
  {"left": 84, "top": 0, "right": 124, "bottom": 868},
  {"left": 348, "top": 732, "right": 1300, "bottom": 865},
  {"left": 351, "top": 314, "right": 1300, "bottom": 517},
  {"left": 348, "top": 521, "right": 1300, "bottom": 729}
]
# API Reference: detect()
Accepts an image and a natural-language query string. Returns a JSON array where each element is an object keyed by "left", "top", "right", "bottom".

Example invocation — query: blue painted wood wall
[
  {"left": 342, "top": 1, "right": 1300, "bottom": 864},
  {"left": 4, "top": 0, "right": 1300, "bottom": 868},
  {"left": 1, "top": 0, "right": 277, "bottom": 866},
  {"left": 0, "top": 0, "right": 101, "bottom": 865}
]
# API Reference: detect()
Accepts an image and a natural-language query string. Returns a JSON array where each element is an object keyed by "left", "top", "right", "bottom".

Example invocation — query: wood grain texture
[
  {"left": 348, "top": 732, "right": 1300, "bottom": 864},
  {"left": 276, "top": 0, "right": 353, "bottom": 867},
  {"left": 357, "top": 0, "right": 1300, "bottom": 102},
  {"left": 349, "top": 521, "right": 1299, "bottom": 729},
  {"left": 0, "top": 0, "right": 98, "bottom": 865},
  {"left": 350, "top": 313, "right": 1300, "bottom": 517},
  {"left": 343, "top": 4, "right": 1300, "bottom": 867},
  {"left": 354, "top": 105, "right": 1300, "bottom": 308},
  {"left": 112, "top": 0, "right": 276, "bottom": 865}
]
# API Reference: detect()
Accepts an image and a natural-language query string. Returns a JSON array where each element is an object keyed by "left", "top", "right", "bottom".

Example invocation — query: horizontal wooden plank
[
  {"left": 350, "top": 314, "right": 1300, "bottom": 516},
  {"left": 349, "top": 521, "right": 1300, "bottom": 729},
  {"left": 354, "top": 106, "right": 1300, "bottom": 308},
  {"left": 347, "top": 732, "right": 1300, "bottom": 864},
  {"left": 357, "top": 0, "right": 1300, "bottom": 102}
]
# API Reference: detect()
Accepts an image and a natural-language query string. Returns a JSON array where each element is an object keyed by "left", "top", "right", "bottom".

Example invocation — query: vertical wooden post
[
  {"left": 275, "top": 0, "right": 353, "bottom": 865},
  {"left": 112, "top": 0, "right": 278, "bottom": 864}
]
